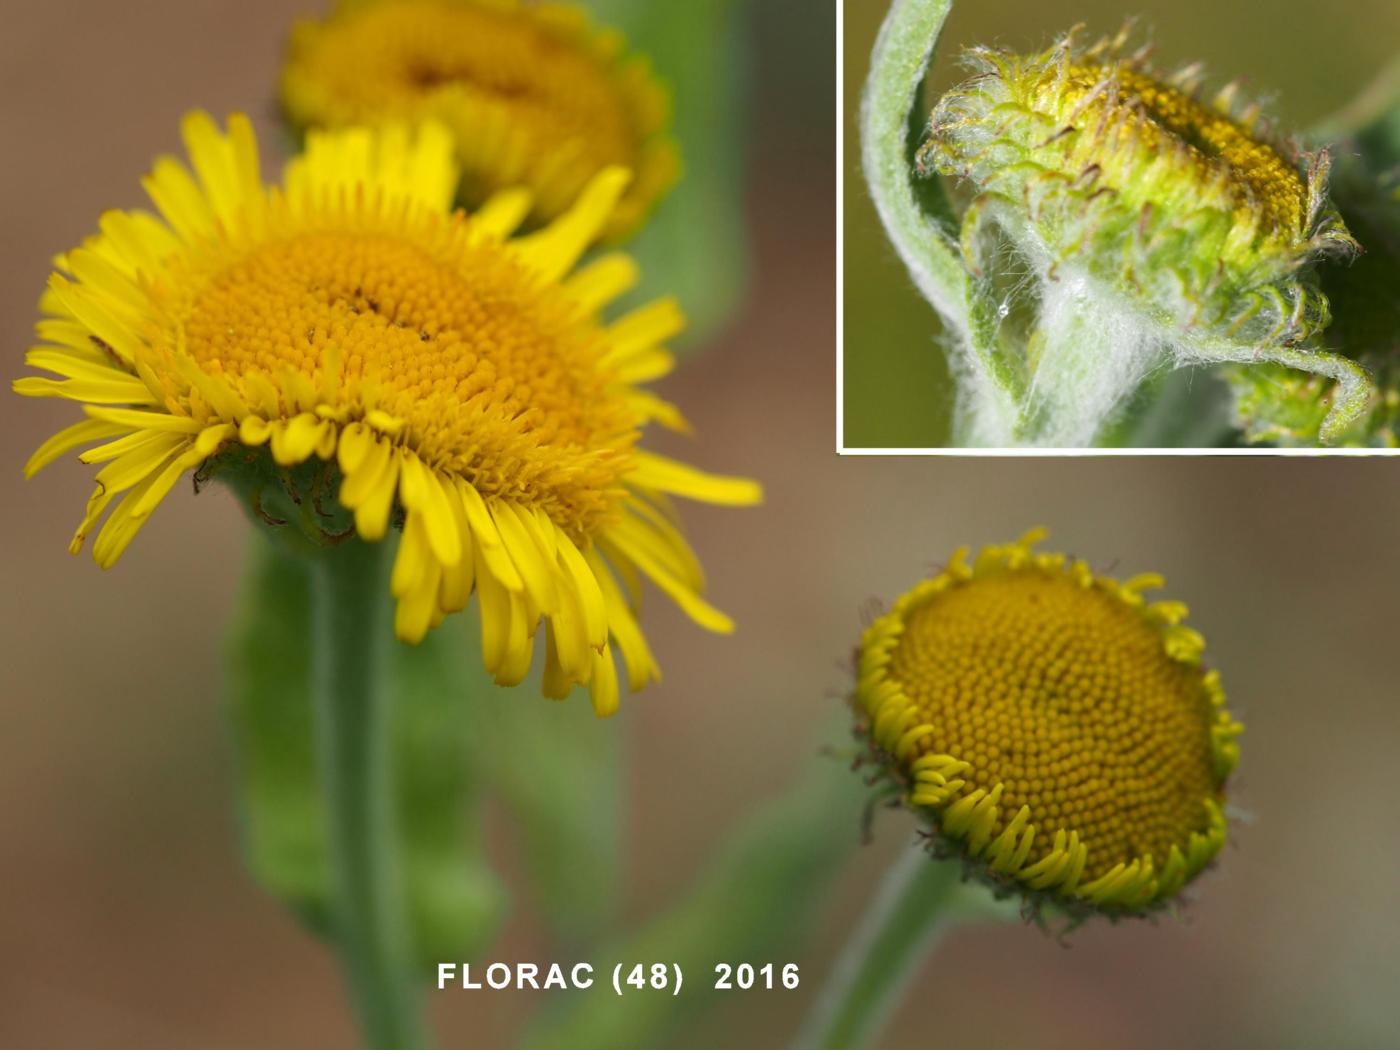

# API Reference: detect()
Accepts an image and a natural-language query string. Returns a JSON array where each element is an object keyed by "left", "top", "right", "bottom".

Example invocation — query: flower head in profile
[
  {"left": 15, "top": 112, "right": 759, "bottom": 716},
  {"left": 919, "top": 25, "right": 1357, "bottom": 349},
  {"left": 281, "top": 0, "right": 679, "bottom": 242},
  {"left": 853, "top": 529, "right": 1241, "bottom": 918}
]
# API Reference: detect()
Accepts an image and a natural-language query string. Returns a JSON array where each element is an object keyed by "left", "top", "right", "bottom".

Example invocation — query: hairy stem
[
  {"left": 312, "top": 539, "right": 431, "bottom": 1050},
  {"left": 793, "top": 845, "right": 963, "bottom": 1050},
  {"left": 1019, "top": 275, "right": 1163, "bottom": 446}
]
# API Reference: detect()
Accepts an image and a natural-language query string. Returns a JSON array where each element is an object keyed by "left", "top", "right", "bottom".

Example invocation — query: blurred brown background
[
  {"left": 4, "top": 1, "right": 1400, "bottom": 1049},
  {"left": 843, "top": 0, "right": 1400, "bottom": 446}
]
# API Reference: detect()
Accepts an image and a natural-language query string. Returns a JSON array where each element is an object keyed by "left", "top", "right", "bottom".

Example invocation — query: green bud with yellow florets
[
  {"left": 852, "top": 529, "right": 1242, "bottom": 922},
  {"left": 916, "top": 26, "right": 1371, "bottom": 445}
]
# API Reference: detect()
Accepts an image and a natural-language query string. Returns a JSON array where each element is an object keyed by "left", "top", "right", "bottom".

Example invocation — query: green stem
[
  {"left": 793, "top": 844, "right": 962, "bottom": 1050},
  {"left": 517, "top": 752, "right": 866, "bottom": 1050},
  {"left": 311, "top": 538, "right": 431, "bottom": 1050},
  {"left": 860, "top": 0, "right": 1022, "bottom": 442},
  {"left": 1017, "top": 279, "right": 1157, "bottom": 447}
]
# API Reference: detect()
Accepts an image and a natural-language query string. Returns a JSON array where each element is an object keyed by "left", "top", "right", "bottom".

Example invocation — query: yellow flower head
[
  {"left": 15, "top": 112, "right": 759, "bottom": 716},
  {"left": 281, "top": 0, "right": 679, "bottom": 242},
  {"left": 854, "top": 530, "right": 1241, "bottom": 916}
]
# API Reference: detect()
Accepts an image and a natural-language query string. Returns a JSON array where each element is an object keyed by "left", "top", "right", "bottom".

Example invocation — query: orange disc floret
[
  {"left": 855, "top": 529, "right": 1241, "bottom": 913},
  {"left": 177, "top": 227, "right": 636, "bottom": 536}
]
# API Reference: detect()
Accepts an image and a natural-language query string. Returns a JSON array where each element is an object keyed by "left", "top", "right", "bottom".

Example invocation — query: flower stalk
[
  {"left": 794, "top": 845, "right": 964, "bottom": 1050},
  {"left": 1018, "top": 275, "right": 1163, "bottom": 447},
  {"left": 311, "top": 537, "right": 431, "bottom": 1050}
]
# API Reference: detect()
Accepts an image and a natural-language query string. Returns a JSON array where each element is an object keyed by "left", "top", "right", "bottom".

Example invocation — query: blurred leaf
[
  {"left": 459, "top": 608, "right": 623, "bottom": 946},
  {"left": 227, "top": 532, "right": 331, "bottom": 930},
  {"left": 226, "top": 531, "right": 505, "bottom": 968},
  {"left": 590, "top": 0, "right": 752, "bottom": 346},
  {"left": 1224, "top": 61, "right": 1400, "bottom": 446},
  {"left": 1315, "top": 54, "right": 1400, "bottom": 167},
  {"left": 517, "top": 751, "right": 866, "bottom": 1050},
  {"left": 1317, "top": 65, "right": 1400, "bottom": 444},
  {"left": 391, "top": 621, "right": 508, "bottom": 966}
]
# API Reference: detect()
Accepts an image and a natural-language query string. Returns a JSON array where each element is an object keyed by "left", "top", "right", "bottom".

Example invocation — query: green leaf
[
  {"left": 226, "top": 531, "right": 505, "bottom": 968},
  {"left": 227, "top": 532, "right": 331, "bottom": 931},
  {"left": 1316, "top": 69, "right": 1400, "bottom": 445},
  {"left": 589, "top": 0, "right": 751, "bottom": 346},
  {"left": 1225, "top": 59, "right": 1400, "bottom": 446},
  {"left": 517, "top": 750, "right": 866, "bottom": 1050},
  {"left": 858, "top": 0, "right": 1022, "bottom": 443},
  {"left": 391, "top": 621, "right": 508, "bottom": 966},
  {"left": 460, "top": 607, "right": 623, "bottom": 946}
]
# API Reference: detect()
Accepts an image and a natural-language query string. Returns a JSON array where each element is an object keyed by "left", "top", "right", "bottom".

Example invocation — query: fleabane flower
[
  {"left": 918, "top": 26, "right": 1369, "bottom": 443},
  {"left": 854, "top": 530, "right": 1241, "bottom": 917},
  {"left": 281, "top": 0, "right": 679, "bottom": 243},
  {"left": 14, "top": 112, "right": 759, "bottom": 716}
]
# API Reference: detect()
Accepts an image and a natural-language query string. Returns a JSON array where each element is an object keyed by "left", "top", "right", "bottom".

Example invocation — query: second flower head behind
[
  {"left": 281, "top": 0, "right": 680, "bottom": 242},
  {"left": 16, "top": 113, "right": 760, "bottom": 717},
  {"left": 854, "top": 530, "right": 1242, "bottom": 920}
]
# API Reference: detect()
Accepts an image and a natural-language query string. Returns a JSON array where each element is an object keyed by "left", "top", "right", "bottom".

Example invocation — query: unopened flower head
[
  {"left": 854, "top": 530, "right": 1241, "bottom": 916},
  {"left": 15, "top": 112, "right": 759, "bottom": 716},
  {"left": 281, "top": 0, "right": 679, "bottom": 242},
  {"left": 918, "top": 26, "right": 1358, "bottom": 349}
]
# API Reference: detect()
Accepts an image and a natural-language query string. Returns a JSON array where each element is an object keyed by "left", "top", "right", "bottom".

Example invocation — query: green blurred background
[
  {"left": 843, "top": 0, "right": 1400, "bottom": 447},
  {"left": 5, "top": 2, "right": 1400, "bottom": 1049}
]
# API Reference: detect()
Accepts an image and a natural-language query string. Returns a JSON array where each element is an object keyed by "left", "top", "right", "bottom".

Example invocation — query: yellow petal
[
  {"left": 24, "top": 418, "right": 130, "bottom": 478},
  {"left": 605, "top": 526, "right": 734, "bottom": 634},
  {"left": 511, "top": 166, "right": 630, "bottom": 281},
  {"left": 630, "top": 451, "right": 763, "bottom": 506}
]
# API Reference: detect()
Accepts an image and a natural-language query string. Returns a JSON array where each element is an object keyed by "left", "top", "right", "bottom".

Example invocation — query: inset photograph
[{"left": 841, "top": 0, "right": 1400, "bottom": 449}]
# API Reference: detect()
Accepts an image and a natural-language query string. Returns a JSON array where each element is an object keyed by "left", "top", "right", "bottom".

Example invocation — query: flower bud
[{"left": 919, "top": 26, "right": 1358, "bottom": 349}]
